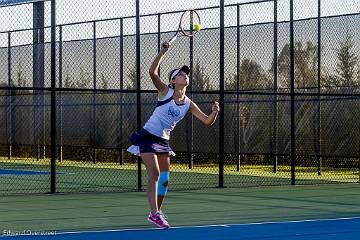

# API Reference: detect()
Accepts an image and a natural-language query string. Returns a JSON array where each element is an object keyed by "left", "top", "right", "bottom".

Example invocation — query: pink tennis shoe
[{"left": 147, "top": 212, "right": 170, "bottom": 228}]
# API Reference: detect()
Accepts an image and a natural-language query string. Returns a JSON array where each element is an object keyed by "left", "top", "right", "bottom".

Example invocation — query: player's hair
[
  {"left": 168, "top": 65, "right": 190, "bottom": 88},
  {"left": 168, "top": 69, "right": 178, "bottom": 89}
]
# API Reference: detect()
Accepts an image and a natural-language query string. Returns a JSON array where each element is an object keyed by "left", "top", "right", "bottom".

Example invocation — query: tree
[
  {"left": 127, "top": 66, "right": 143, "bottom": 89},
  {"left": 227, "top": 58, "right": 269, "bottom": 90},
  {"left": 192, "top": 60, "right": 211, "bottom": 91},
  {"left": 77, "top": 68, "right": 91, "bottom": 88},
  {"left": 16, "top": 69, "right": 28, "bottom": 87},
  {"left": 225, "top": 59, "right": 270, "bottom": 153},
  {"left": 100, "top": 73, "right": 108, "bottom": 89},
  {"left": 321, "top": 35, "right": 360, "bottom": 156},
  {"left": 12, "top": 61, "right": 29, "bottom": 88},
  {"left": 334, "top": 35, "right": 358, "bottom": 86},
  {"left": 63, "top": 72, "right": 75, "bottom": 88},
  {"left": 274, "top": 41, "right": 318, "bottom": 89}
]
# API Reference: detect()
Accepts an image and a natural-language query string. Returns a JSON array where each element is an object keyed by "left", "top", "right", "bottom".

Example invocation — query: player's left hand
[
  {"left": 212, "top": 101, "right": 220, "bottom": 113},
  {"left": 161, "top": 41, "right": 170, "bottom": 52}
]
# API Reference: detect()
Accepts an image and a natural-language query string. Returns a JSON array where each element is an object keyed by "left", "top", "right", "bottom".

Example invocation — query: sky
[
  {"left": 0, "top": 0, "right": 357, "bottom": 48},
  {"left": 0, "top": 0, "right": 359, "bottom": 41}
]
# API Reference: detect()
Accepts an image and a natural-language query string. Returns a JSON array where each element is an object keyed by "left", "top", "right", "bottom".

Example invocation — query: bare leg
[
  {"left": 157, "top": 153, "right": 170, "bottom": 210},
  {"left": 141, "top": 153, "right": 160, "bottom": 215}
]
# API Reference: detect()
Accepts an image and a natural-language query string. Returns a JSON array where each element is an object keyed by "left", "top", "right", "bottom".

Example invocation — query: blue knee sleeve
[{"left": 158, "top": 171, "right": 170, "bottom": 196}]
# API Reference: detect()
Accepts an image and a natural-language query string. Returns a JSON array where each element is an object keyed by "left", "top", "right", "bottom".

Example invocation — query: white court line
[{"left": 55, "top": 216, "right": 360, "bottom": 236}]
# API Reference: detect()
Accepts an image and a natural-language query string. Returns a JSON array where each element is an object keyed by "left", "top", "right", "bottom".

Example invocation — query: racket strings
[{"left": 180, "top": 10, "right": 201, "bottom": 36}]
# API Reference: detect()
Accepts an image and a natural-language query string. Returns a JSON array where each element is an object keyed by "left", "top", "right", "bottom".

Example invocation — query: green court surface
[
  {"left": 1, "top": 184, "right": 360, "bottom": 233},
  {"left": 1, "top": 158, "right": 358, "bottom": 195}
]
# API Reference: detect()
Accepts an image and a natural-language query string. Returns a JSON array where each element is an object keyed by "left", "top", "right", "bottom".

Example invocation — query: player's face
[{"left": 174, "top": 71, "right": 189, "bottom": 86}]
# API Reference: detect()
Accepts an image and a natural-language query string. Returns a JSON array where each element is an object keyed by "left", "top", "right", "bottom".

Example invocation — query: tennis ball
[{"left": 194, "top": 23, "right": 202, "bottom": 32}]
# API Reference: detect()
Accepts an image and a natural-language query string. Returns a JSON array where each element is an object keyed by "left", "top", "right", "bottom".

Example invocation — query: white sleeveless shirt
[{"left": 143, "top": 88, "right": 191, "bottom": 140}]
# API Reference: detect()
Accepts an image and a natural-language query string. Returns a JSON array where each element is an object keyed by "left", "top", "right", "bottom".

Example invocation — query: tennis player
[{"left": 127, "top": 41, "right": 219, "bottom": 228}]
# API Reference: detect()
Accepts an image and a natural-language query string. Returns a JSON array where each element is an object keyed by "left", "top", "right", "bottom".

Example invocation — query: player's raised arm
[{"left": 149, "top": 41, "right": 170, "bottom": 96}]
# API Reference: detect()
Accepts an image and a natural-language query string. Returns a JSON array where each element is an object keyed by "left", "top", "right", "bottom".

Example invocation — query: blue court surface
[
  {"left": 0, "top": 169, "right": 65, "bottom": 175},
  {"left": 2, "top": 217, "right": 360, "bottom": 240}
]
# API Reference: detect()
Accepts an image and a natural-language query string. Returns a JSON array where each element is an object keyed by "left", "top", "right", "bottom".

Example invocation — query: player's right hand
[{"left": 161, "top": 41, "right": 170, "bottom": 52}]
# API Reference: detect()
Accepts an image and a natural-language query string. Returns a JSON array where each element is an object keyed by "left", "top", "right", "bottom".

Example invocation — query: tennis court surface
[
  {"left": 3, "top": 218, "right": 360, "bottom": 240},
  {"left": 1, "top": 184, "right": 360, "bottom": 239}
]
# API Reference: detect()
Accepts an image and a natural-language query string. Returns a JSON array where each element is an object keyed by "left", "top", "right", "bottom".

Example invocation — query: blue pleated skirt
[{"left": 127, "top": 129, "right": 175, "bottom": 156}]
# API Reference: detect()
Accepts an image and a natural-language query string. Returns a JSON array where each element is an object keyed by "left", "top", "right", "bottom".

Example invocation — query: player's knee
[
  {"left": 148, "top": 168, "right": 160, "bottom": 181},
  {"left": 154, "top": 171, "right": 161, "bottom": 182}
]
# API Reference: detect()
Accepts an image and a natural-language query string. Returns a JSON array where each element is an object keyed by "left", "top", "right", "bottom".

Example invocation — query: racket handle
[{"left": 168, "top": 35, "right": 177, "bottom": 45}]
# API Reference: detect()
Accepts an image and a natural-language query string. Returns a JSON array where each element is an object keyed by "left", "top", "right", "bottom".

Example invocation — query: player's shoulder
[
  {"left": 158, "top": 86, "right": 172, "bottom": 100},
  {"left": 187, "top": 97, "right": 195, "bottom": 107}
]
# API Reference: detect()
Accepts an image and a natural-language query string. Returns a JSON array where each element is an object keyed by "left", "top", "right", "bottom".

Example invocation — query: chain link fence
[{"left": 0, "top": 0, "right": 359, "bottom": 195}]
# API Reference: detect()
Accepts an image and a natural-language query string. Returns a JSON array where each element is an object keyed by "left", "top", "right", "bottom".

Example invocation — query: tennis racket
[{"left": 167, "top": 10, "right": 201, "bottom": 46}]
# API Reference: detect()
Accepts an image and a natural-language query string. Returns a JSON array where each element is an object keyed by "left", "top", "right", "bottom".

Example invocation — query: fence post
[
  {"left": 58, "top": 25, "right": 63, "bottom": 163},
  {"left": 316, "top": 0, "right": 322, "bottom": 176},
  {"left": 272, "top": 0, "right": 278, "bottom": 173},
  {"left": 92, "top": 21, "right": 97, "bottom": 164},
  {"left": 219, "top": 0, "right": 225, "bottom": 188},
  {"left": 290, "top": 0, "right": 296, "bottom": 185},
  {"left": 136, "top": 0, "right": 142, "bottom": 191},
  {"left": 187, "top": 11, "right": 194, "bottom": 169},
  {"left": 50, "top": 0, "right": 57, "bottom": 194},
  {"left": 236, "top": 4, "right": 241, "bottom": 171},
  {"left": 7, "top": 32, "right": 12, "bottom": 160},
  {"left": 33, "top": 1, "right": 45, "bottom": 161},
  {"left": 157, "top": 14, "right": 161, "bottom": 74},
  {"left": 118, "top": 18, "right": 124, "bottom": 165}
]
